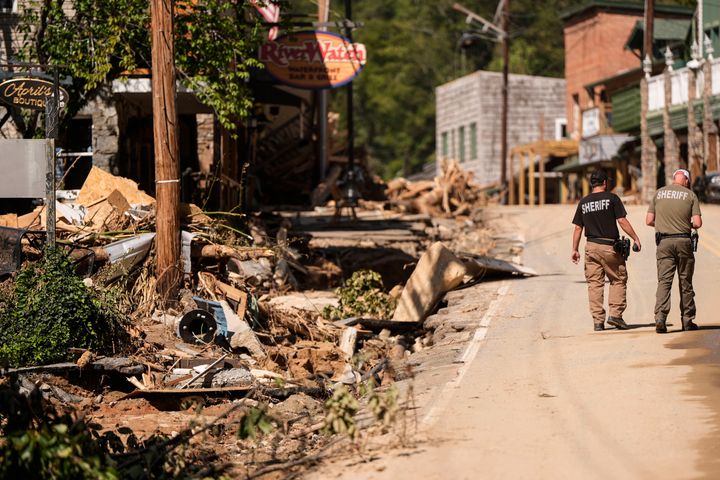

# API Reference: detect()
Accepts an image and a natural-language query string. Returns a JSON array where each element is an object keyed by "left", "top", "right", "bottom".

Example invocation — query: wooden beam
[
  {"left": 518, "top": 153, "right": 525, "bottom": 206},
  {"left": 539, "top": 154, "right": 546, "bottom": 206},
  {"left": 509, "top": 153, "right": 516, "bottom": 204},
  {"left": 528, "top": 153, "right": 535, "bottom": 207},
  {"left": 560, "top": 175, "right": 568, "bottom": 204}
]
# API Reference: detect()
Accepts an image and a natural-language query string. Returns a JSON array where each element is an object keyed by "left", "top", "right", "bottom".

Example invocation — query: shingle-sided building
[{"left": 435, "top": 70, "right": 566, "bottom": 185}]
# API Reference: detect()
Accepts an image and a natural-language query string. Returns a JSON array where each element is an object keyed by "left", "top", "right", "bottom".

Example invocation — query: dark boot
[
  {"left": 655, "top": 318, "right": 667, "bottom": 334},
  {"left": 594, "top": 323, "right": 605, "bottom": 331},
  {"left": 682, "top": 320, "right": 699, "bottom": 331},
  {"left": 607, "top": 316, "right": 629, "bottom": 330}
]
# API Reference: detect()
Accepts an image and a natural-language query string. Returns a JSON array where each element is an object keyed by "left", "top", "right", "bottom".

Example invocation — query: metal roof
[
  {"left": 561, "top": 1, "right": 694, "bottom": 23},
  {"left": 625, "top": 18, "right": 692, "bottom": 51}
]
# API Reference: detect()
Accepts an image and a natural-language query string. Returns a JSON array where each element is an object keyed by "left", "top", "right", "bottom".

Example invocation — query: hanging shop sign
[
  {"left": 0, "top": 77, "right": 68, "bottom": 111},
  {"left": 259, "top": 31, "right": 367, "bottom": 89}
]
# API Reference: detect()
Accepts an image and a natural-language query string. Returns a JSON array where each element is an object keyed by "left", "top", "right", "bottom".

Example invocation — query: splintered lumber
[
  {"left": 76, "top": 166, "right": 155, "bottom": 207},
  {"left": 192, "top": 244, "right": 275, "bottom": 261},
  {"left": 339, "top": 327, "right": 358, "bottom": 361},
  {"left": 392, "top": 241, "right": 467, "bottom": 324},
  {"left": 461, "top": 254, "right": 538, "bottom": 277}
]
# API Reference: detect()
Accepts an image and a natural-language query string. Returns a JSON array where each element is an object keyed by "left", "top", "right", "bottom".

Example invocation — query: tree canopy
[
  {"left": 13, "top": 0, "right": 268, "bottom": 137},
  {"left": 321, "top": 0, "right": 692, "bottom": 179}
]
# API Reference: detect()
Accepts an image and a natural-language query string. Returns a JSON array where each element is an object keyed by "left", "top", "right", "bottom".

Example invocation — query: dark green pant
[{"left": 655, "top": 237, "right": 696, "bottom": 323}]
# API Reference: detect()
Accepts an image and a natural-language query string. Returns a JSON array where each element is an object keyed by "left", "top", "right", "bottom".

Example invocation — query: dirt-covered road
[{"left": 317, "top": 203, "right": 720, "bottom": 480}]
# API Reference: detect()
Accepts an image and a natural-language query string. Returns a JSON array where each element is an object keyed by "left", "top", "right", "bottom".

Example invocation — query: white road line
[{"left": 422, "top": 281, "right": 511, "bottom": 427}]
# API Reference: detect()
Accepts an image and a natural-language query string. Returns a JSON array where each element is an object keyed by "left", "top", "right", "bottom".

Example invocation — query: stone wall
[
  {"left": 78, "top": 87, "right": 118, "bottom": 173},
  {"left": 436, "top": 71, "right": 566, "bottom": 185}
]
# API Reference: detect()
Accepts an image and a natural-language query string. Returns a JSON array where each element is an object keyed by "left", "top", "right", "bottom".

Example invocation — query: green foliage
[
  {"left": 323, "top": 384, "right": 359, "bottom": 438},
  {"left": 15, "top": 0, "right": 268, "bottom": 136},
  {"left": 0, "top": 421, "right": 120, "bottom": 480},
  {"left": 175, "top": 0, "right": 265, "bottom": 131},
  {"left": 364, "top": 380, "right": 399, "bottom": 430},
  {"left": 237, "top": 406, "right": 274, "bottom": 440},
  {"left": 0, "top": 248, "right": 129, "bottom": 367},
  {"left": 322, "top": 269, "right": 396, "bottom": 320}
]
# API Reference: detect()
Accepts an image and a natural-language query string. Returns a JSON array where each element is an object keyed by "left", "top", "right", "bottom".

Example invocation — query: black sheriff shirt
[{"left": 572, "top": 191, "right": 627, "bottom": 239}]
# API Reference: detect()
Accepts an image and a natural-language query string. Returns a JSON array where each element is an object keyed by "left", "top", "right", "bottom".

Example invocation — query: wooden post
[
  {"left": 500, "top": 0, "right": 510, "bottom": 204},
  {"left": 518, "top": 152, "right": 525, "bottom": 206},
  {"left": 582, "top": 172, "right": 590, "bottom": 196},
  {"left": 509, "top": 152, "right": 516, "bottom": 205},
  {"left": 688, "top": 59, "right": 703, "bottom": 179},
  {"left": 616, "top": 163, "right": 625, "bottom": 192},
  {"left": 528, "top": 152, "right": 535, "bottom": 206},
  {"left": 663, "top": 54, "right": 679, "bottom": 185},
  {"left": 539, "top": 154, "right": 546, "bottom": 205},
  {"left": 703, "top": 43, "right": 717, "bottom": 173},
  {"left": 640, "top": 0, "right": 656, "bottom": 203},
  {"left": 151, "top": 0, "right": 181, "bottom": 297},
  {"left": 560, "top": 175, "right": 568, "bottom": 204}
]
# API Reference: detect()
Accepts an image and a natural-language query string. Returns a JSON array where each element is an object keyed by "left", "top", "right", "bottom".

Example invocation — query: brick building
[
  {"left": 557, "top": 1, "right": 693, "bottom": 199},
  {"left": 435, "top": 70, "right": 566, "bottom": 186},
  {"left": 563, "top": 1, "right": 692, "bottom": 140}
]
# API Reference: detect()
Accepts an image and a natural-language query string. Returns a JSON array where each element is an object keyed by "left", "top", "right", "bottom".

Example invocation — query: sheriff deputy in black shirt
[{"left": 571, "top": 170, "right": 642, "bottom": 331}]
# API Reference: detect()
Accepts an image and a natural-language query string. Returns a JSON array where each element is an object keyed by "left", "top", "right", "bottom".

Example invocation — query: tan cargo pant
[
  {"left": 584, "top": 241, "right": 628, "bottom": 325},
  {"left": 655, "top": 237, "right": 696, "bottom": 323}
]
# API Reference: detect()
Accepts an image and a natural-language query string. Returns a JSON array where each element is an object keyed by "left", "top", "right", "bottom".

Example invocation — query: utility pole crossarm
[{"left": 452, "top": 2, "right": 506, "bottom": 38}]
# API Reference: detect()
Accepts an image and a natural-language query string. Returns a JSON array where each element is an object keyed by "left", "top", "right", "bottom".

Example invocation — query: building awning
[
  {"left": 510, "top": 139, "right": 578, "bottom": 158},
  {"left": 554, "top": 156, "right": 614, "bottom": 173},
  {"left": 625, "top": 18, "right": 691, "bottom": 52}
]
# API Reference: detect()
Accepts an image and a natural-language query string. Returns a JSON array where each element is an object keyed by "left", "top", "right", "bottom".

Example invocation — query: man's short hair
[{"left": 590, "top": 170, "right": 607, "bottom": 187}]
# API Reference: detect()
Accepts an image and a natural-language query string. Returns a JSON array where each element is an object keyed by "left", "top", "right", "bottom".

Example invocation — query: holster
[
  {"left": 655, "top": 232, "right": 662, "bottom": 246},
  {"left": 613, "top": 237, "right": 631, "bottom": 260}
]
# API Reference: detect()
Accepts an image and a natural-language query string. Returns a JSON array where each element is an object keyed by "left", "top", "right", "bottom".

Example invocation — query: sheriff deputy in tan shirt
[{"left": 646, "top": 168, "right": 702, "bottom": 333}]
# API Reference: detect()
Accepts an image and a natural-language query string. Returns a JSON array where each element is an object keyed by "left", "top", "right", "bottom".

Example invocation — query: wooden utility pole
[
  {"left": 452, "top": 2, "right": 508, "bottom": 201},
  {"left": 317, "top": 0, "right": 330, "bottom": 182},
  {"left": 500, "top": 0, "right": 510, "bottom": 204},
  {"left": 151, "top": 0, "right": 181, "bottom": 297},
  {"left": 640, "top": 0, "right": 656, "bottom": 203}
]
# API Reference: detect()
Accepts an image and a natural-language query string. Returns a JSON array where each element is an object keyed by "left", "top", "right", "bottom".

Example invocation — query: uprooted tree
[{"left": 6, "top": 0, "right": 276, "bottom": 138}]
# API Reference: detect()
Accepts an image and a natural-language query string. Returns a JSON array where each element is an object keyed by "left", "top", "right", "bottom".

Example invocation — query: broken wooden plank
[
  {"left": 192, "top": 244, "right": 275, "bottom": 261},
  {"left": 179, "top": 354, "right": 228, "bottom": 389},
  {"left": 121, "top": 385, "right": 253, "bottom": 400},
  {"left": 392, "top": 242, "right": 467, "bottom": 324},
  {"left": 334, "top": 317, "right": 421, "bottom": 332},
  {"left": 460, "top": 253, "right": 537, "bottom": 277}
]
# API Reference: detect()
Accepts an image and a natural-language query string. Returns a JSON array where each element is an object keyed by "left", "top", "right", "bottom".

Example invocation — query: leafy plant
[
  {"left": 0, "top": 420, "right": 119, "bottom": 480},
  {"left": 237, "top": 406, "right": 274, "bottom": 440},
  {"left": 0, "top": 248, "right": 131, "bottom": 367},
  {"left": 364, "top": 380, "right": 399, "bottom": 431},
  {"left": 323, "top": 384, "right": 359, "bottom": 439},
  {"left": 322, "top": 270, "right": 396, "bottom": 320},
  {"left": 13, "top": 0, "right": 273, "bottom": 137}
]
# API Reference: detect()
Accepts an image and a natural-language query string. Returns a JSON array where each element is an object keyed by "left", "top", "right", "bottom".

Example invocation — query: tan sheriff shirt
[{"left": 648, "top": 184, "right": 701, "bottom": 234}]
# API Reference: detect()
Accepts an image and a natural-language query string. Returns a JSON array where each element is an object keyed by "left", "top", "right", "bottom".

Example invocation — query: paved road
[{"left": 321, "top": 203, "right": 720, "bottom": 480}]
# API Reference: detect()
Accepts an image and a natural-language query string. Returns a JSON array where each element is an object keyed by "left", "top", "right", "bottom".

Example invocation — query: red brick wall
[{"left": 564, "top": 11, "right": 642, "bottom": 138}]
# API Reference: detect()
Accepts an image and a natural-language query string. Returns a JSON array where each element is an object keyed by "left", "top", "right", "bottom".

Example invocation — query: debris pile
[
  {"left": 385, "top": 159, "right": 496, "bottom": 216},
  {"left": 0, "top": 163, "right": 535, "bottom": 476}
]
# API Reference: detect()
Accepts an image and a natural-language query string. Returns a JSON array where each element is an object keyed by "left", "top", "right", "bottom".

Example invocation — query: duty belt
[
  {"left": 587, "top": 237, "right": 617, "bottom": 246},
  {"left": 657, "top": 233, "right": 691, "bottom": 239}
]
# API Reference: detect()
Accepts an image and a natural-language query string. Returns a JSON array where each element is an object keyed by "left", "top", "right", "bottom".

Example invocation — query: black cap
[{"left": 590, "top": 170, "right": 607, "bottom": 187}]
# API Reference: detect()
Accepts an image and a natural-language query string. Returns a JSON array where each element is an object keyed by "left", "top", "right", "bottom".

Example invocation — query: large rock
[{"left": 392, "top": 242, "right": 467, "bottom": 324}]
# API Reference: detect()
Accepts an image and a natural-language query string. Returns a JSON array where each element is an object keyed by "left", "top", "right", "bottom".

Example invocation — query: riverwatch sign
[{"left": 259, "top": 31, "right": 367, "bottom": 89}]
